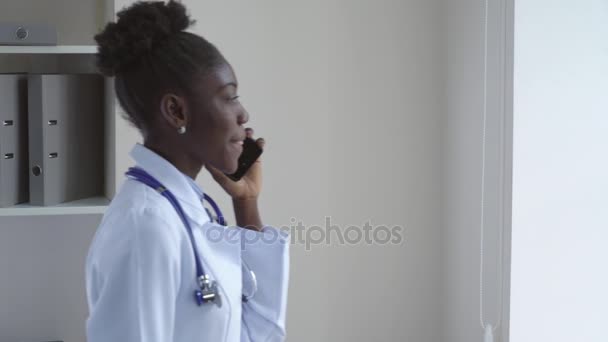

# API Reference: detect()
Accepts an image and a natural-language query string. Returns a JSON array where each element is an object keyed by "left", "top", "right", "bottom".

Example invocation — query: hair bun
[{"left": 95, "top": 0, "right": 195, "bottom": 76}]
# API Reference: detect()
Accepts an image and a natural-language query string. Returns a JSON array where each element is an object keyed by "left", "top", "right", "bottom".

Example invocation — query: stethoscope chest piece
[
  {"left": 194, "top": 274, "right": 222, "bottom": 308},
  {"left": 195, "top": 274, "right": 222, "bottom": 308}
]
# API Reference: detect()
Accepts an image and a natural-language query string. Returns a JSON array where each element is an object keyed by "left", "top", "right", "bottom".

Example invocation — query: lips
[
  {"left": 231, "top": 138, "right": 244, "bottom": 149},
  {"left": 230, "top": 138, "right": 244, "bottom": 144},
  {"left": 231, "top": 134, "right": 246, "bottom": 143}
]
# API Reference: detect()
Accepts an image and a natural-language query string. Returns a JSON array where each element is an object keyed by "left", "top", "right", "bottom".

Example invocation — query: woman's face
[{"left": 185, "top": 63, "right": 249, "bottom": 173}]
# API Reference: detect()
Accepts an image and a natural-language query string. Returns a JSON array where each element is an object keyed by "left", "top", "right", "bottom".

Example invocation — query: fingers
[
  {"left": 255, "top": 137, "right": 266, "bottom": 151},
  {"left": 254, "top": 136, "right": 265, "bottom": 164},
  {"left": 245, "top": 156, "right": 263, "bottom": 186}
]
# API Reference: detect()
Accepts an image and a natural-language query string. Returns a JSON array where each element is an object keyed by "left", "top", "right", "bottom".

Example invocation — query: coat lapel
[
  {"left": 129, "top": 144, "right": 243, "bottom": 320},
  {"left": 191, "top": 220, "right": 242, "bottom": 311}
]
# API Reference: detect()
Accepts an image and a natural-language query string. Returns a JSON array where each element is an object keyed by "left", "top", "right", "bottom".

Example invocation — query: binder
[
  {"left": 28, "top": 74, "right": 105, "bottom": 206},
  {"left": 0, "top": 74, "right": 29, "bottom": 207}
]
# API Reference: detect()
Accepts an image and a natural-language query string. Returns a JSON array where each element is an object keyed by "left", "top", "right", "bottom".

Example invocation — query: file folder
[
  {"left": 28, "top": 74, "right": 105, "bottom": 206},
  {"left": 0, "top": 74, "right": 29, "bottom": 207}
]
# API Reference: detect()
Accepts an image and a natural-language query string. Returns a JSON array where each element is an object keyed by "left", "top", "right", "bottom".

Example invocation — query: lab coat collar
[{"left": 129, "top": 143, "right": 211, "bottom": 225}]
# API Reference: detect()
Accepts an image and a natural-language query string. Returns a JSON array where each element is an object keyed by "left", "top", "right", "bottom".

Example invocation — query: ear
[{"left": 159, "top": 93, "right": 189, "bottom": 130}]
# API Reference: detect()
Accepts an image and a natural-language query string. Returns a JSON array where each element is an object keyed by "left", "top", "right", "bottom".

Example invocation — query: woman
[{"left": 85, "top": 1, "right": 289, "bottom": 341}]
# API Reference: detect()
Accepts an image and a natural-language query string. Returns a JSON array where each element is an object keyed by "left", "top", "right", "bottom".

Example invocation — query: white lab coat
[{"left": 85, "top": 144, "right": 290, "bottom": 342}]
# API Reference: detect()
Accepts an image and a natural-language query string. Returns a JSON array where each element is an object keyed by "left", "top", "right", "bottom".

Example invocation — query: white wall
[
  {"left": 161, "top": 1, "right": 444, "bottom": 340},
  {"left": 323, "top": 1, "right": 443, "bottom": 340},
  {"left": 116, "top": 0, "right": 444, "bottom": 341},
  {"left": 510, "top": 1, "right": 608, "bottom": 341}
]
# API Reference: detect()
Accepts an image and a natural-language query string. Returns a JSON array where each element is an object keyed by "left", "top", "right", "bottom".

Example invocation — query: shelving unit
[
  {"left": 1, "top": 196, "right": 110, "bottom": 216},
  {"left": 0, "top": 46, "right": 117, "bottom": 216},
  {"left": 0, "top": 1, "right": 120, "bottom": 341},
  {"left": 0, "top": 1, "right": 118, "bottom": 217},
  {"left": 0, "top": 45, "right": 97, "bottom": 54}
]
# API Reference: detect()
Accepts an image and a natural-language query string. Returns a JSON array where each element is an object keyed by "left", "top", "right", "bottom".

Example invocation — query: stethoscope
[{"left": 126, "top": 167, "right": 256, "bottom": 307}]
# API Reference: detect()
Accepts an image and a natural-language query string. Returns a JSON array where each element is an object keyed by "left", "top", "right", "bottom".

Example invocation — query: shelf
[
  {"left": 0, "top": 196, "right": 109, "bottom": 217},
  {"left": 0, "top": 45, "right": 97, "bottom": 54}
]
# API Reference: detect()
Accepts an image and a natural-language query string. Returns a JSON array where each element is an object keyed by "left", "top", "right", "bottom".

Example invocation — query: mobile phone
[{"left": 225, "top": 138, "right": 263, "bottom": 181}]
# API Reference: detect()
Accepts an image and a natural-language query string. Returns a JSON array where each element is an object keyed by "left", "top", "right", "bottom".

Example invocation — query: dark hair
[{"left": 94, "top": 0, "right": 226, "bottom": 130}]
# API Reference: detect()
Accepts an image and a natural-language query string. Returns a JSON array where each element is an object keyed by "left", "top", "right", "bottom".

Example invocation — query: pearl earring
[{"left": 178, "top": 126, "right": 186, "bottom": 134}]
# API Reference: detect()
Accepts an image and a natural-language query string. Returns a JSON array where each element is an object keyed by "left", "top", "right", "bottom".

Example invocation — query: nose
[{"left": 238, "top": 108, "right": 249, "bottom": 126}]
